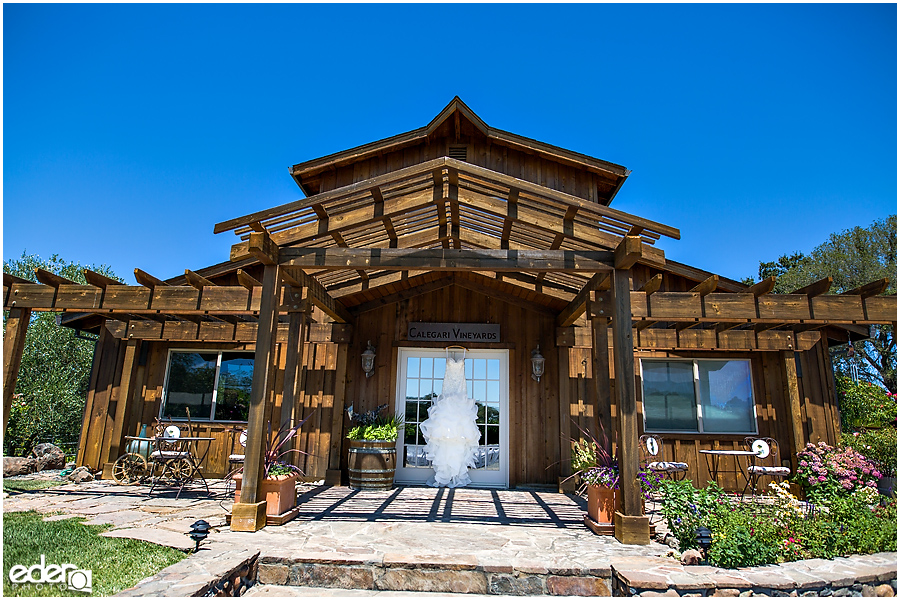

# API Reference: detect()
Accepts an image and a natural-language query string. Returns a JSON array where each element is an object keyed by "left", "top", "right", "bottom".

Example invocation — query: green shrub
[
  {"left": 706, "top": 506, "right": 781, "bottom": 568},
  {"left": 843, "top": 428, "right": 898, "bottom": 477},
  {"left": 658, "top": 480, "right": 729, "bottom": 551},
  {"left": 837, "top": 377, "right": 897, "bottom": 430}
]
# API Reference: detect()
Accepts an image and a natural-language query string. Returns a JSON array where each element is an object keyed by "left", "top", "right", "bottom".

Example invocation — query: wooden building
[{"left": 4, "top": 97, "right": 896, "bottom": 538}]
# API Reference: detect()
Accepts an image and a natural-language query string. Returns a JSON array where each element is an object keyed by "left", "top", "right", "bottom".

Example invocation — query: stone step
[{"left": 256, "top": 550, "right": 613, "bottom": 596}]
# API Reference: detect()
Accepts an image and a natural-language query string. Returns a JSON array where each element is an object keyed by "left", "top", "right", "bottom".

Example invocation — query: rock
[
  {"left": 681, "top": 549, "right": 703, "bottom": 566},
  {"left": 31, "top": 443, "right": 66, "bottom": 471},
  {"left": 875, "top": 584, "right": 894, "bottom": 597},
  {"left": 3, "top": 456, "right": 36, "bottom": 477},
  {"left": 68, "top": 466, "right": 94, "bottom": 483},
  {"left": 666, "top": 534, "right": 680, "bottom": 550},
  {"left": 65, "top": 462, "right": 76, "bottom": 470}
]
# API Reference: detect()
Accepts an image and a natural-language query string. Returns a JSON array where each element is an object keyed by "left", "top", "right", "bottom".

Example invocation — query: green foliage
[
  {"left": 3, "top": 253, "right": 122, "bottom": 456},
  {"left": 658, "top": 479, "right": 729, "bottom": 551},
  {"left": 658, "top": 480, "right": 896, "bottom": 568},
  {"left": 3, "top": 511, "right": 185, "bottom": 597},
  {"left": 347, "top": 408, "right": 403, "bottom": 442},
  {"left": 3, "top": 480, "right": 64, "bottom": 493},
  {"left": 745, "top": 216, "right": 897, "bottom": 392},
  {"left": 836, "top": 377, "right": 897, "bottom": 430},
  {"left": 843, "top": 428, "right": 897, "bottom": 478}
]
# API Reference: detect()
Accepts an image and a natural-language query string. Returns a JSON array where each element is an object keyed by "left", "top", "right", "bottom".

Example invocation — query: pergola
[{"left": 4, "top": 155, "right": 895, "bottom": 541}]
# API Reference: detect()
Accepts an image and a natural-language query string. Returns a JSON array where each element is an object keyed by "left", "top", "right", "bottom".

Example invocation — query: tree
[
  {"left": 3, "top": 252, "right": 122, "bottom": 456},
  {"left": 744, "top": 216, "right": 897, "bottom": 392}
]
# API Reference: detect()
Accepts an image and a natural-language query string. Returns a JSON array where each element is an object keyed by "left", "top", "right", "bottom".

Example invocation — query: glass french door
[{"left": 394, "top": 348, "right": 509, "bottom": 488}]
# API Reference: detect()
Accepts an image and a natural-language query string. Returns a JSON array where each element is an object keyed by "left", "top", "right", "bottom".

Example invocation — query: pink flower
[{"left": 818, "top": 475, "right": 827, "bottom": 482}]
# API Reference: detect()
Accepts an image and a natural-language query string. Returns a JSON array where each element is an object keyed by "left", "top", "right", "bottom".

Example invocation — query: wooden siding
[
  {"left": 78, "top": 336, "right": 346, "bottom": 480},
  {"left": 312, "top": 117, "right": 611, "bottom": 205}
]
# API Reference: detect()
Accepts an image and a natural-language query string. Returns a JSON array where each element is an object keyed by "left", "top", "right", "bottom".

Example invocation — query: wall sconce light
[
  {"left": 531, "top": 344, "right": 545, "bottom": 382},
  {"left": 362, "top": 341, "right": 376, "bottom": 378}
]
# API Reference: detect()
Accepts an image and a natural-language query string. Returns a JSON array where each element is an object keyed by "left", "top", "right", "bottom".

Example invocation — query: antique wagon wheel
[
  {"left": 167, "top": 457, "right": 195, "bottom": 482},
  {"left": 111, "top": 453, "right": 148, "bottom": 485}
]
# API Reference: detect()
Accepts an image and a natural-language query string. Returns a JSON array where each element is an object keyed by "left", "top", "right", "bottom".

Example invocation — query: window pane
[
  {"left": 487, "top": 380, "right": 499, "bottom": 403},
  {"left": 407, "top": 357, "right": 419, "bottom": 378},
  {"left": 404, "top": 418, "right": 417, "bottom": 445},
  {"left": 474, "top": 359, "right": 486, "bottom": 379},
  {"left": 642, "top": 361, "right": 697, "bottom": 431},
  {"left": 163, "top": 352, "right": 216, "bottom": 420},
  {"left": 487, "top": 360, "right": 499, "bottom": 380},
  {"left": 434, "top": 358, "right": 446, "bottom": 379},
  {"left": 465, "top": 359, "right": 473, "bottom": 379},
  {"left": 214, "top": 353, "right": 254, "bottom": 421},
  {"left": 421, "top": 358, "right": 433, "bottom": 378},
  {"left": 473, "top": 380, "right": 486, "bottom": 403},
  {"left": 698, "top": 361, "right": 756, "bottom": 433},
  {"left": 406, "top": 379, "right": 418, "bottom": 399},
  {"left": 485, "top": 403, "right": 500, "bottom": 424}
]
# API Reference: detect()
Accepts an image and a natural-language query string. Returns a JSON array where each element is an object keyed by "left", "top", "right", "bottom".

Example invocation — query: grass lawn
[
  {"left": 3, "top": 479, "right": 65, "bottom": 493},
  {"left": 3, "top": 511, "right": 186, "bottom": 597}
]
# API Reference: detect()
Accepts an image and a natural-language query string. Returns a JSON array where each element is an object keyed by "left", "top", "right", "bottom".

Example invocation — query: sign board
[{"left": 407, "top": 322, "right": 500, "bottom": 343}]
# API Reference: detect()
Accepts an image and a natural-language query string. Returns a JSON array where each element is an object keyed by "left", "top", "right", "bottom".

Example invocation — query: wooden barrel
[{"left": 348, "top": 440, "right": 397, "bottom": 490}]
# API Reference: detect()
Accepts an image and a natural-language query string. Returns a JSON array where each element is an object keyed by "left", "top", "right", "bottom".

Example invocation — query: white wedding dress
[{"left": 419, "top": 355, "right": 480, "bottom": 488}]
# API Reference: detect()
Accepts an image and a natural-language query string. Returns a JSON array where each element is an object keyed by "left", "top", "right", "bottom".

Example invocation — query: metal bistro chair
[
  {"left": 228, "top": 429, "right": 247, "bottom": 471},
  {"left": 640, "top": 434, "right": 689, "bottom": 481},
  {"left": 148, "top": 425, "right": 193, "bottom": 495},
  {"left": 742, "top": 437, "right": 791, "bottom": 499}
]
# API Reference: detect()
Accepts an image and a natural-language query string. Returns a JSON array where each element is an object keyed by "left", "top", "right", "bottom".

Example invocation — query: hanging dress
[{"left": 419, "top": 352, "right": 481, "bottom": 487}]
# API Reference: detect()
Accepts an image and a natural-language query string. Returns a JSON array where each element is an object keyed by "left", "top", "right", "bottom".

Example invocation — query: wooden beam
[
  {"left": 279, "top": 248, "right": 615, "bottom": 273},
  {"left": 236, "top": 269, "right": 262, "bottom": 290},
  {"left": 348, "top": 276, "right": 456, "bottom": 315},
  {"left": 610, "top": 267, "right": 645, "bottom": 534},
  {"left": 134, "top": 268, "right": 169, "bottom": 289},
  {"left": 590, "top": 305, "right": 613, "bottom": 458},
  {"left": 4, "top": 273, "right": 33, "bottom": 286},
  {"left": 689, "top": 275, "right": 719, "bottom": 297},
  {"left": 556, "top": 273, "right": 610, "bottom": 327},
  {"left": 34, "top": 268, "right": 76, "bottom": 288},
  {"left": 3, "top": 307, "right": 32, "bottom": 439},
  {"left": 280, "top": 310, "right": 310, "bottom": 430},
  {"left": 614, "top": 236, "right": 642, "bottom": 270},
  {"left": 231, "top": 231, "right": 279, "bottom": 266},
  {"left": 791, "top": 277, "right": 832, "bottom": 297},
  {"left": 842, "top": 278, "right": 890, "bottom": 299},
  {"left": 82, "top": 269, "right": 121, "bottom": 289},
  {"left": 743, "top": 276, "right": 776, "bottom": 297},
  {"left": 783, "top": 350, "right": 805, "bottom": 472},
  {"left": 106, "top": 339, "right": 139, "bottom": 463},
  {"left": 500, "top": 188, "right": 518, "bottom": 250},
  {"left": 184, "top": 269, "right": 216, "bottom": 290},
  {"left": 280, "top": 269, "right": 353, "bottom": 324},
  {"left": 639, "top": 274, "right": 663, "bottom": 295},
  {"left": 233, "top": 263, "right": 280, "bottom": 531}
]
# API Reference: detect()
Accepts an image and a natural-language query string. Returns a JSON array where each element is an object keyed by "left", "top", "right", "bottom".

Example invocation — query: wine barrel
[{"left": 348, "top": 440, "right": 397, "bottom": 490}]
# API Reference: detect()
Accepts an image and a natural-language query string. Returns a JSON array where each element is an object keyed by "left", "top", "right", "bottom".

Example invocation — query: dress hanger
[{"left": 445, "top": 345, "right": 467, "bottom": 361}]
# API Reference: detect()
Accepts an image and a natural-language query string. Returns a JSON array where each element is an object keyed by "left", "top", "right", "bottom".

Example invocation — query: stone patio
[{"left": 2, "top": 477, "right": 896, "bottom": 596}]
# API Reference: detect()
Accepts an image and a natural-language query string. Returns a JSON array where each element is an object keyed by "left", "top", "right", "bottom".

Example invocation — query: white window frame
[
  {"left": 639, "top": 358, "right": 759, "bottom": 435},
  {"left": 159, "top": 348, "right": 253, "bottom": 423}
]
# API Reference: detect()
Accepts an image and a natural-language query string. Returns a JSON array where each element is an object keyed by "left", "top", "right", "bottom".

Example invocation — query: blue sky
[{"left": 4, "top": 4, "right": 896, "bottom": 285}]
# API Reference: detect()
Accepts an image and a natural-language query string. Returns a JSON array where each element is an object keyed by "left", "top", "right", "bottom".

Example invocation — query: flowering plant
[
  {"left": 569, "top": 420, "right": 618, "bottom": 490},
  {"left": 794, "top": 441, "right": 881, "bottom": 503}
]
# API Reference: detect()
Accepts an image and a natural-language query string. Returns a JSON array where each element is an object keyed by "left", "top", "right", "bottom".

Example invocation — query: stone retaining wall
[
  {"left": 256, "top": 550, "right": 615, "bottom": 596},
  {"left": 117, "top": 547, "right": 259, "bottom": 597},
  {"left": 611, "top": 554, "right": 897, "bottom": 597}
]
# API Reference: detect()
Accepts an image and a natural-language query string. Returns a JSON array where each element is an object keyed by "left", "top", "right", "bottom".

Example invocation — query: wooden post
[
  {"left": 610, "top": 267, "right": 650, "bottom": 544},
  {"left": 325, "top": 342, "right": 350, "bottom": 485},
  {"left": 280, "top": 302, "right": 310, "bottom": 430},
  {"left": 3, "top": 307, "right": 32, "bottom": 440},
  {"left": 106, "top": 339, "right": 140, "bottom": 464},
  {"left": 557, "top": 345, "right": 573, "bottom": 490},
  {"left": 783, "top": 350, "right": 805, "bottom": 471},
  {"left": 231, "top": 262, "right": 280, "bottom": 532},
  {"left": 589, "top": 293, "right": 613, "bottom": 456}
]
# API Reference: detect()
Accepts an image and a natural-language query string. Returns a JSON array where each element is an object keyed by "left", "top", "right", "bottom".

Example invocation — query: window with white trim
[
  {"left": 161, "top": 350, "right": 253, "bottom": 421},
  {"left": 640, "top": 359, "right": 757, "bottom": 434}
]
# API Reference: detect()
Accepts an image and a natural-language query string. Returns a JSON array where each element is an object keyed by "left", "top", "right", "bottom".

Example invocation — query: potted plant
[
  {"left": 571, "top": 431, "right": 620, "bottom": 525},
  {"left": 232, "top": 415, "right": 311, "bottom": 517},
  {"left": 346, "top": 404, "right": 403, "bottom": 490}
]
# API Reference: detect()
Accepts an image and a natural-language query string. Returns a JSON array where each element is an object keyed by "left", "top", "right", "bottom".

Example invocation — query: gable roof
[{"left": 289, "top": 97, "right": 631, "bottom": 205}]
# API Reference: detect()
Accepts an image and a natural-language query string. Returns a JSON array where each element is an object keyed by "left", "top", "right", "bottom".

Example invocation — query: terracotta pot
[
  {"left": 233, "top": 472, "right": 298, "bottom": 517},
  {"left": 587, "top": 484, "right": 619, "bottom": 525}
]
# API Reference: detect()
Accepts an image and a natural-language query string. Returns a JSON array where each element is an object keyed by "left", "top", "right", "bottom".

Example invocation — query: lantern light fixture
[
  {"left": 189, "top": 519, "right": 211, "bottom": 553},
  {"left": 362, "top": 341, "right": 376, "bottom": 378},
  {"left": 531, "top": 345, "right": 545, "bottom": 382},
  {"left": 695, "top": 526, "right": 712, "bottom": 564}
]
